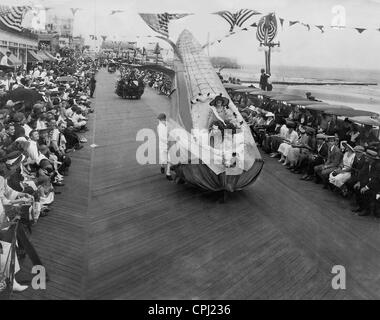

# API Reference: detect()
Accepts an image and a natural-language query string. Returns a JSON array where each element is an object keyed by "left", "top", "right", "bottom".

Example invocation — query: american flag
[
  {"left": 235, "top": 9, "right": 261, "bottom": 28},
  {"left": 139, "top": 13, "right": 191, "bottom": 38},
  {"left": 0, "top": 5, "right": 31, "bottom": 32},
  {"left": 214, "top": 9, "right": 261, "bottom": 32},
  {"left": 214, "top": 11, "right": 235, "bottom": 32}
]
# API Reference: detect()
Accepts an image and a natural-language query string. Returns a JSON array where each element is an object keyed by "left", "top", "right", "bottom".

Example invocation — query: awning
[
  {"left": 37, "top": 51, "right": 51, "bottom": 61},
  {"left": 27, "top": 50, "right": 43, "bottom": 63},
  {"left": 42, "top": 50, "right": 56, "bottom": 61},
  {"left": 0, "top": 47, "right": 22, "bottom": 66}
]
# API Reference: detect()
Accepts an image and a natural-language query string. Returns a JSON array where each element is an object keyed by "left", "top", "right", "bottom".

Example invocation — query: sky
[{"left": 5, "top": 0, "right": 380, "bottom": 70}]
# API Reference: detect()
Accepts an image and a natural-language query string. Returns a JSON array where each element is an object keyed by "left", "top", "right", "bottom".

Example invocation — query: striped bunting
[
  {"left": 0, "top": 5, "right": 31, "bottom": 32},
  {"left": 235, "top": 9, "right": 261, "bottom": 28},
  {"left": 139, "top": 13, "right": 191, "bottom": 38},
  {"left": 214, "top": 9, "right": 260, "bottom": 32}
]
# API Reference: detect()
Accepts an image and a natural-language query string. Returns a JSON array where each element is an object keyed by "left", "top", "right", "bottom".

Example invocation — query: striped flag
[
  {"left": 235, "top": 9, "right": 261, "bottom": 28},
  {"left": 139, "top": 13, "right": 191, "bottom": 38},
  {"left": 0, "top": 5, "right": 31, "bottom": 32},
  {"left": 214, "top": 11, "right": 235, "bottom": 32},
  {"left": 214, "top": 9, "right": 260, "bottom": 32}
]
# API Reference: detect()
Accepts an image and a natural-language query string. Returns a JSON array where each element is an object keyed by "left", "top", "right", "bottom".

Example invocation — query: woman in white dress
[
  {"left": 329, "top": 142, "right": 356, "bottom": 188},
  {"left": 278, "top": 122, "right": 299, "bottom": 165}
]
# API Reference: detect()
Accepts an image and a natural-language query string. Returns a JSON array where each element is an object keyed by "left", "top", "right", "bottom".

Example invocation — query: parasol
[{"left": 5, "top": 87, "right": 43, "bottom": 110}]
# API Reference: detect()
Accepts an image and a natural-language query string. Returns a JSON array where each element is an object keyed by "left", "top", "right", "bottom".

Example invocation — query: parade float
[{"left": 138, "top": 29, "right": 263, "bottom": 192}]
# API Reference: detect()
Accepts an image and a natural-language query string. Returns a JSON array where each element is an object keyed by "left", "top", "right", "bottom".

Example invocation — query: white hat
[
  {"left": 6, "top": 100, "right": 16, "bottom": 107},
  {"left": 266, "top": 112, "right": 275, "bottom": 117}
]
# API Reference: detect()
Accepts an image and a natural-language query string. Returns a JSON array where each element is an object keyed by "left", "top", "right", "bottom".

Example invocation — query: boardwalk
[{"left": 14, "top": 69, "right": 380, "bottom": 300}]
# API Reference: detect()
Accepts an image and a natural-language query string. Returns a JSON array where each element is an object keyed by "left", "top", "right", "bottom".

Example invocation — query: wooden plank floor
[{"left": 14, "top": 69, "right": 380, "bottom": 300}]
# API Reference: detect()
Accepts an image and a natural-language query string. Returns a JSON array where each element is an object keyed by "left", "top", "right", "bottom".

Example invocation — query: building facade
[{"left": 0, "top": 28, "right": 39, "bottom": 66}]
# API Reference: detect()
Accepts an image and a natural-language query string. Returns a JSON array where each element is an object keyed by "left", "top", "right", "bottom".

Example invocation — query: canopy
[
  {"left": 234, "top": 88, "right": 262, "bottom": 93},
  {"left": 287, "top": 100, "right": 325, "bottom": 106},
  {"left": 324, "top": 108, "right": 378, "bottom": 118},
  {"left": 27, "top": 50, "right": 43, "bottom": 63},
  {"left": 348, "top": 116, "right": 380, "bottom": 127},
  {"left": 305, "top": 104, "right": 352, "bottom": 112},
  {"left": 42, "top": 51, "right": 56, "bottom": 61},
  {"left": 223, "top": 83, "right": 247, "bottom": 89},
  {"left": 37, "top": 51, "right": 53, "bottom": 62},
  {"left": 0, "top": 48, "right": 21, "bottom": 66},
  {"left": 257, "top": 91, "right": 284, "bottom": 97},
  {"left": 270, "top": 94, "right": 305, "bottom": 101}
]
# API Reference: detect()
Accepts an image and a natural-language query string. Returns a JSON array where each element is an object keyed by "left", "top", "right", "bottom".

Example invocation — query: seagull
[{"left": 110, "top": 10, "right": 124, "bottom": 15}]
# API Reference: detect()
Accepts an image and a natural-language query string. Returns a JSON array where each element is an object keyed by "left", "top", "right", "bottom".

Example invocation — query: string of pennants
[
  {"left": 277, "top": 17, "right": 379, "bottom": 34},
  {"left": 86, "top": 9, "right": 380, "bottom": 48},
  {"left": 204, "top": 11, "right": 380, "bottom": 48}
]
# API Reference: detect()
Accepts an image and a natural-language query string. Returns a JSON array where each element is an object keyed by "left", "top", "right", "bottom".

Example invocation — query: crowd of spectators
[
  {"left": 238, "top": 92, "right": 380, "bottom": 218},
  {"left": 0, "top": 53, "right": 99, "bottom": 293}
]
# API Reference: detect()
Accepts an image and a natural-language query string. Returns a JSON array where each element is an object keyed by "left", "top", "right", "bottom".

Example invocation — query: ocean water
[
  {"left": 222, "top": 65, "right": 380, "bottom": 83},
  {"left": 221, "top": 65, "right": 380, "bottom": 114}
]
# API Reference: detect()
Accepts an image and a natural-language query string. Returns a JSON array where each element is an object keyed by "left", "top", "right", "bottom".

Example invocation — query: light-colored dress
[
  {"left": 278, "top": 131, "right": 299, "bottom": 157},
  {"left": 329, "top": 151, "right": 356, "bottom": 187}
]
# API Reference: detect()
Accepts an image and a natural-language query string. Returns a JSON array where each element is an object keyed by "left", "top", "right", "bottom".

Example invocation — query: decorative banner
[
  {"left": 315, "top": 25, "right": 325, "bottom": 33},
  {"left": 89, "top": 35, "right": 97, "bottom": 40},
  {"left": 355, "top": 28, "right": 366, "bottom": 33},
  {"left": 110, "top": 10, "right": 124, "bottom": 15},
  {"left": 256, "top": 13, "right": 278, "bottom": 44},
  {"left": 70, "top": 8, "right": 80, "bottom": 16},
  {"left": 101, "top": 35, "right": 107, "bottom": 41},
  {"left": 251, "top": 22, "right": 258, "bottom": 27},
  {"left": 0, "top": 5, "right": 32, "bottom": 32},
  {"left": 139, "top": 13, "right": 191, "bottom": 38},
  {"left": 302, "top": 23, "right": 310, "bottom": 31},
  {"left": 213, "top": 9, "right": 260, "bottom": 32},
  {"left": 279, "top": 17, "right": 284, "bottom": 29},
  {"left": 214, "top": 11, "right": 235, "bottom": 31},
  {"left": 289, "top": 20, "right": 299, "bottom": 27}
]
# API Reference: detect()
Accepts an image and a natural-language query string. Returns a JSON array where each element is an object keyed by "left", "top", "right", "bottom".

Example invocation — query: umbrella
[
  {"left": 57, "top": 76, "right": 76, "bottom": 82},
  {"left": 270, "top": 94, "right": 305, "bottom": 101},
  {"left": 6, "top": 87, "right": 43, "bottom": 110},
  {"left": 287, "top": 100, "right": 326, "bottom": 106},
  {"left": 324, "top": 109, "right": 378, "bottom": 118},
  {"left": 234, "top": 88, "right": 262, "bottom": 93},
  {"left": 348, "top": 116, "right": 380, "bottom": 127},
  {"left": 305, "top": 104, "right": 353, "bottom": 112}
]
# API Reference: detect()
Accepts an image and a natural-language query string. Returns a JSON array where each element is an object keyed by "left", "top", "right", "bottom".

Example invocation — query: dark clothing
[
  {"left": 89, "top": 77, "right": 96, "bottom": 97},
  {"left": 305, "top": 142, "right": 329, "bottom": 175},
  {"left": 354, "top": 160, "right": 380, "bottom": 212},
  {"left": 345, "top": 155, "right": 366, "bottom": 188},
  {"left": 259, "top": 73, "right": 270, "bottom": 91},
  {"left": 314, "top": 145, "right": 342, "bottom": 184}
]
